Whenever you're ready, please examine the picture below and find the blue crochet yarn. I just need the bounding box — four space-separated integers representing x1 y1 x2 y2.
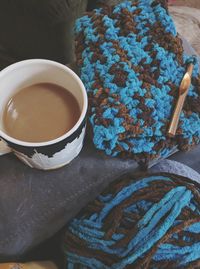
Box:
64 173 200 268
75 0 200 165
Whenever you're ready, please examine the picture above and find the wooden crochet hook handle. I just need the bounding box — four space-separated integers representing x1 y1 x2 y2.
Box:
168 63 194 137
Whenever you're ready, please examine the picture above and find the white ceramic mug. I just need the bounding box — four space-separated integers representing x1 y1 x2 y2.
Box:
0 59 88 170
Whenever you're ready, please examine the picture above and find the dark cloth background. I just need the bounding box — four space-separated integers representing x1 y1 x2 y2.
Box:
0 0 92 66
0 0 119 68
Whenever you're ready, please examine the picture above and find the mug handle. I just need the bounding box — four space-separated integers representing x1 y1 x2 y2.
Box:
0 138 12 156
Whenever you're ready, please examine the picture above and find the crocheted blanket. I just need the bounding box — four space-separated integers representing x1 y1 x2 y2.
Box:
75 0 200 165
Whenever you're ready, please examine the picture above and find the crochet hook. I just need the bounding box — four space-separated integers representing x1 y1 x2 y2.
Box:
168 63 194 137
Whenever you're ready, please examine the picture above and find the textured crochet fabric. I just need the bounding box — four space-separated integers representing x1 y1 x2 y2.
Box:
64 172 200 268
75 0 200 165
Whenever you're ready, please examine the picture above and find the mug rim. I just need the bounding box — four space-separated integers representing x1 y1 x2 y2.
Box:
0 59 88 147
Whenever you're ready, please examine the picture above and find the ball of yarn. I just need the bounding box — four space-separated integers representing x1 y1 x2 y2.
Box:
64 173 200 268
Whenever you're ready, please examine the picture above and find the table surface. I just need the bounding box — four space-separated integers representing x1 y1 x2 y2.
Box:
169 1 200 54
170 0 200 8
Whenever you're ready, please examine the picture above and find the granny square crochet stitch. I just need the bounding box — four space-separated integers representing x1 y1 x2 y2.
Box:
64 172 200 268
75 0 200 165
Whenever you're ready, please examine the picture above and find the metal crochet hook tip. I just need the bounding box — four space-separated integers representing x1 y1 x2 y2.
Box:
167 63 194 137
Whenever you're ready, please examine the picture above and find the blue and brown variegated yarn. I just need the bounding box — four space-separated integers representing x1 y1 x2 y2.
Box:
75 0 200 165
64 173 200 268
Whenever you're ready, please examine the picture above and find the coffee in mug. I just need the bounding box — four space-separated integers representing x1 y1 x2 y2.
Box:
0 59 88 170
3 83 81 143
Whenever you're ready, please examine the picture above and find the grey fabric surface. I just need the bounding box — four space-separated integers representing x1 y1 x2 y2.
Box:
1 142 200 260
151 159 200 183
0 140 138 260
0 38 200 261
